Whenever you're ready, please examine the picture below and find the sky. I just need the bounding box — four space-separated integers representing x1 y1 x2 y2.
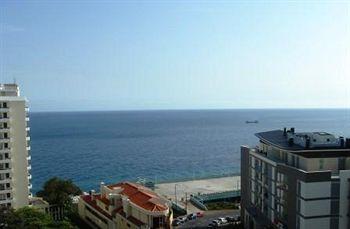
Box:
0 1 349 111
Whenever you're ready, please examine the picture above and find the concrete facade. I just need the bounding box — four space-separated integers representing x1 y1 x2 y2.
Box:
0 84 31 209
241 128 350 229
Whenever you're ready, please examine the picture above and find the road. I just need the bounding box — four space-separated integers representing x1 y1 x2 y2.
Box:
175 209 240 229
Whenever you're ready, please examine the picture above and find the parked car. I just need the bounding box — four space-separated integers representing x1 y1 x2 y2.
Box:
196 211 204 217
217 217 227 224
207 223 217 228
225 216 235 222
212 220 221 226
172 219 182 226
177 216 187 223
187 213 197 220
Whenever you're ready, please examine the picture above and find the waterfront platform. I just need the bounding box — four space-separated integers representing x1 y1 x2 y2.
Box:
154 176 240 213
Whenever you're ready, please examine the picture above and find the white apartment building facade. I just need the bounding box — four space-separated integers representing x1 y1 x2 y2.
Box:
241 127 350 229
0 84 31 209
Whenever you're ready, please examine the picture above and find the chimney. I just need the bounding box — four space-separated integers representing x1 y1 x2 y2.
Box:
90 190 96 201
100 181 105 195
283 127 287 136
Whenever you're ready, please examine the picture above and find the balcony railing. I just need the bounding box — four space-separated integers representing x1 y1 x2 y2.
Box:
0 187 12 194
0 138 10 143
0 108 10 112
0 118 10 122
0 128 10 133
0 148 11 153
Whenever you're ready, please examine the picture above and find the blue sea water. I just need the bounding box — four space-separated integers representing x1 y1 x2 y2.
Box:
29 109 350 193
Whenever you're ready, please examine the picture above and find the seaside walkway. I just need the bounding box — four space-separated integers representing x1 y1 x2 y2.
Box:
154 176 241 213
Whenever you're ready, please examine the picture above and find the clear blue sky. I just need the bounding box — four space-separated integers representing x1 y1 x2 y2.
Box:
1 1 349 111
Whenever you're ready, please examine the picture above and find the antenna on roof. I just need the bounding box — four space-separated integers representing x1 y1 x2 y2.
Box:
13 77 17 85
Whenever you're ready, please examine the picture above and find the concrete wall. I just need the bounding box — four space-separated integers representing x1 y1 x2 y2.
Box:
9 100 30 209
299 217 331 229
299 181 331 199
339 170 350 229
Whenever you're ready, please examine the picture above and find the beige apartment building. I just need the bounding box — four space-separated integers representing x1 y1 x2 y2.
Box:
0 83 31 209
241 127 350 229
78 181 173 229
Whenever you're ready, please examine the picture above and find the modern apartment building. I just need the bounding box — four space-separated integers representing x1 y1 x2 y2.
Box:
78 181 173 229
241 128 350 229
0 84 31 209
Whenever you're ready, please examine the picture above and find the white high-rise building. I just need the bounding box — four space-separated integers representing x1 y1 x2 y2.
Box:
0 84 31 209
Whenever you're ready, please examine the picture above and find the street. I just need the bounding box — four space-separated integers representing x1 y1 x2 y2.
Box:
175 209 240 229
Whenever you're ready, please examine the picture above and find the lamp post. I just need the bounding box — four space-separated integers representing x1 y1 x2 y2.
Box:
175 184 179 206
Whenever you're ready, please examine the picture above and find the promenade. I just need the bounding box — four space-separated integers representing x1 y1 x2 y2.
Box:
154 176 240 212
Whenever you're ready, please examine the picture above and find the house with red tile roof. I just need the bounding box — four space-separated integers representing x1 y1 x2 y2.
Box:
78 181 173 229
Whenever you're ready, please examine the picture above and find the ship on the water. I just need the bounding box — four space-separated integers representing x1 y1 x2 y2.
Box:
245 120 258 124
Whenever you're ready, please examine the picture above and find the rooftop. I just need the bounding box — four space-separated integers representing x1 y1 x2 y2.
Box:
107 182 168 212
255 128 350 152
0 83 19 97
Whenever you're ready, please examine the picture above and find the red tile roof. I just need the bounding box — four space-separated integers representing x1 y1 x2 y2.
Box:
108 182 168 212
81 195 112 220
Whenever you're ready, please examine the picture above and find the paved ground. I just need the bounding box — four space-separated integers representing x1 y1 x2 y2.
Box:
155 176 240 202
175 209 240 229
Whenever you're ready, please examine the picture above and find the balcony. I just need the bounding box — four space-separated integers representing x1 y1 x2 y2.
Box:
0 168 12 175
0 138 10 143
26 146 31 151
0 158 11 163
0 118 10 122
28 174 32 180
0 108 10 112
28 183 32 189
0 148 10 153
0 187 12 194
27 155 31 161
27 165 31 170
0 178 12 184
26 127 30 131
0 198 13 204
25 117 30 122
0 128 10 133
26 136 30 141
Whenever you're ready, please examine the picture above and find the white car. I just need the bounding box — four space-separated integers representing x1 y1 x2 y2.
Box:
177 216 187 223
217 217 228 224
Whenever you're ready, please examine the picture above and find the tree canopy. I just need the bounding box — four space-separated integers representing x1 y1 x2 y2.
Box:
0 206 75 229
36 177 82 206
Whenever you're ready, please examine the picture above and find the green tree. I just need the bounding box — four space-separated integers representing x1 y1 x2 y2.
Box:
36 177 82 207
0 206 76 229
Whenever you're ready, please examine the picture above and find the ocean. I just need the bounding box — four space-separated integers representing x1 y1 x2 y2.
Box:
29 109 350 193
